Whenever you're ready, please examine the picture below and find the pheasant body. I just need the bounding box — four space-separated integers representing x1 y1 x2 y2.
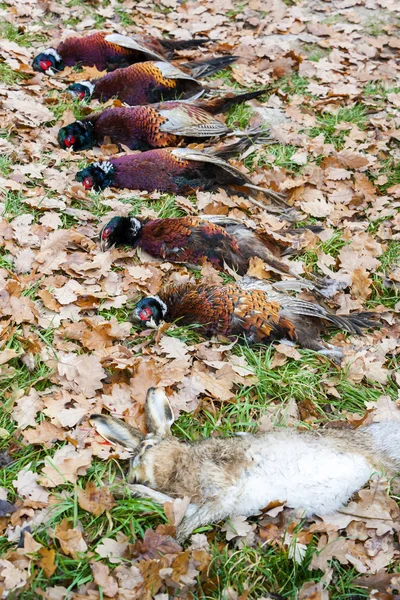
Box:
89 62 189 104
33 32 209 73
100 215 295 277
76 149 232 194
160 283 296 342
66 59 237 105
133 278 378 355
58 103 230 151
76 145 289 214
59 32 162 70
58 91 266 151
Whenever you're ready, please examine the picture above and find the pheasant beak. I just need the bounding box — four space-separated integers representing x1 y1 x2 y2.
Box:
100 226 112 251
100 237 112 252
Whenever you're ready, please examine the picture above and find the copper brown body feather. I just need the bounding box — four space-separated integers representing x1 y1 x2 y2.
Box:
157 282 297 342
34 32 209 73
100 215 296 278
66 58 240 106
133 277 378 355
89 62 194 104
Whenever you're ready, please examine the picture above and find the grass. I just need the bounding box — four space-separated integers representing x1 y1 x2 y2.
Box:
226 102 256 129
46 93 93 123
278 73 311 96
0 22 46 46
0 63 30 85
308 104 367 149
302 44 332 62
0 0 399 597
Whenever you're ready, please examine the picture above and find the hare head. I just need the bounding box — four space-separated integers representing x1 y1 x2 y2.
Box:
90 387 178 488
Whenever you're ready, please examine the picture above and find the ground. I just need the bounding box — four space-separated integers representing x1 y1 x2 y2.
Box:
0 0 400 598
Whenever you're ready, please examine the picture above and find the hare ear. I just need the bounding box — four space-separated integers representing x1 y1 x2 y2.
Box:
145 387 174 437
90 414 144 450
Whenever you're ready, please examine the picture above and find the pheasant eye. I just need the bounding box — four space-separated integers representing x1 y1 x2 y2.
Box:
102 227 111 239
78 91 86 100
39 59 53 71
83 176 93 190
139 307 153 321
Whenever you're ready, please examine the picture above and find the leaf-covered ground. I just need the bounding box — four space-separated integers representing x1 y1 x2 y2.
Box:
0 0 400 597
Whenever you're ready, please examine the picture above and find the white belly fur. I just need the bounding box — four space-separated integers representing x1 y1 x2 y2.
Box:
227 435 372 517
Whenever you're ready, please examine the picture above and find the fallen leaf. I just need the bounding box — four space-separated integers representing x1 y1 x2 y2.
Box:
221 515 252 541
91 561 118 597
77 481 115 516
54 519 88 558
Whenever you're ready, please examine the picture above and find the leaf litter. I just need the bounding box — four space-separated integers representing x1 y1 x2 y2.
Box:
0 0 399 597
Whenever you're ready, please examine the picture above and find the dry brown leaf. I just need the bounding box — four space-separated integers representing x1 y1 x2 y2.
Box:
95 536 129 564
54 519 88 558
91 561 118 597
23 421 67 448
221 515 253 541
2 91 54 127
77 481 115 516
38 548 57 579
12 467 49 503
164 496 191 527
40 445 92 487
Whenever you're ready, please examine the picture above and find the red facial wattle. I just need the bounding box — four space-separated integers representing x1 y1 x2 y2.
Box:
83 176 93 190
40 59 53 72
64 135 75 148
139 307 153 321
77 91 86 100
102 227 111 240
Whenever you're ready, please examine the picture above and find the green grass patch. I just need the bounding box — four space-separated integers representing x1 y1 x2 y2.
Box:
0 63 30 85
278 73 311 96
302 231 348 271
225 102 256 129
371 158 400 194
0 154 12 176
301 44 332 62
255 144 304 172
368 240 400 309
308 104 367 149
0 22 46 47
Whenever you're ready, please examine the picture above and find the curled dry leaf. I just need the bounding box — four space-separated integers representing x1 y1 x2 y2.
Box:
77 481 115 516
91 561 118 597
40 445 92 487
54 519 88 558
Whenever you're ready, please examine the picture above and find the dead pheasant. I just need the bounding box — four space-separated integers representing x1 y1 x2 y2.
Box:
100 214 305 279
66 58 237 105
132 276 377 358
58 90 267 151
75 141 292 216
32 31 210 74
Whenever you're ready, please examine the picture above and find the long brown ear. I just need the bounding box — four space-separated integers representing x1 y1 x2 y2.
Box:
145 388 174 437
90 415 144 449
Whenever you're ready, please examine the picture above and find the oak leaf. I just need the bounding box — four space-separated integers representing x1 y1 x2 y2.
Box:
91 561 118 597
40 445 92 487
54 519 88 558
77 481 115 516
